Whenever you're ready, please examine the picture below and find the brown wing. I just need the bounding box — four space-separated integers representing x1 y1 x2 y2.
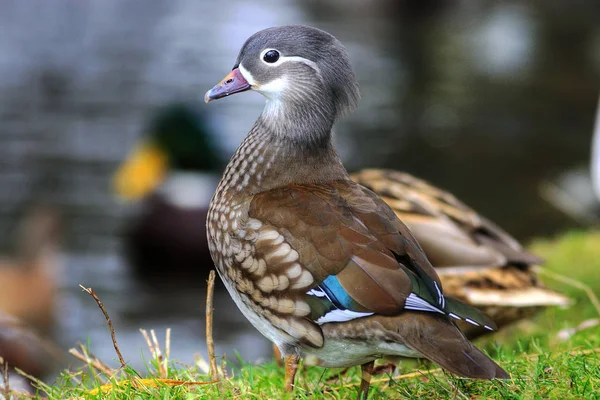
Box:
249 180 443 313
351 169 543 271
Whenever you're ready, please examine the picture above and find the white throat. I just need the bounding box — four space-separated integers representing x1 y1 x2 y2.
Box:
239 63 288 103
157 172 219 209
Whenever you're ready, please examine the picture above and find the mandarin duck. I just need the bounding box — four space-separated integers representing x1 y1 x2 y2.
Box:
113 103 224 282
204 25 508 398
351 169 571 338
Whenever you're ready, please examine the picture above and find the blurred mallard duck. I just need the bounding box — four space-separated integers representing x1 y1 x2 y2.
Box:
0 205 61 333
351 169 571 338
113 103 224 282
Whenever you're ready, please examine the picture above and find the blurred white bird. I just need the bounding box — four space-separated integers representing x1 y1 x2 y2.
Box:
591 94 600 203
540 93 600 224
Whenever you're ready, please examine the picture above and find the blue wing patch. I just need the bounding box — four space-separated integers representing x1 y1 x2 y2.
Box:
319 275 357 310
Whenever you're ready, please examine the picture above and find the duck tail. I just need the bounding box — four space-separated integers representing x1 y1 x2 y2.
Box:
398 312 509 380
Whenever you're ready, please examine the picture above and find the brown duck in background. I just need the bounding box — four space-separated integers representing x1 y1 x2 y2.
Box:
0 205 61 332
0 205 62 389
352 169 571 338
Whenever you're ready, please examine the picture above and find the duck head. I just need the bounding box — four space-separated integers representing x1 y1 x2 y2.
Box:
113 103 222 201
205 25 360 144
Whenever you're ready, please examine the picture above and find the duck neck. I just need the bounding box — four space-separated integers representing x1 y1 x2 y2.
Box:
261 91 338 145
217 109 348 198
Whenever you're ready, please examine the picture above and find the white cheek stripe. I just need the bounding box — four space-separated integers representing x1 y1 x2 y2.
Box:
239 56 318 100
259 49 321 74
277 56 321 74
238 64 256 85
239 56 321 89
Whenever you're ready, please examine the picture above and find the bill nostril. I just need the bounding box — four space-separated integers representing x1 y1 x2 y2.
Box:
225 78 234 85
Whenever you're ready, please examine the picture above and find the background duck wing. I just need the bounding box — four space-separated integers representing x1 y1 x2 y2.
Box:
351 169 542 271
350 169 569 338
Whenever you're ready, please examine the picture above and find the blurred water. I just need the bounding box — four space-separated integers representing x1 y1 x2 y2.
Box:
0 0 599 378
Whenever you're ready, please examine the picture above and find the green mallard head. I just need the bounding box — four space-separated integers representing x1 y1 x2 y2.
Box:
114 103 223 201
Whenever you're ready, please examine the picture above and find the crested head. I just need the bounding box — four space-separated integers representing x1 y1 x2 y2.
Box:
206 25 360 145
235 25 360 116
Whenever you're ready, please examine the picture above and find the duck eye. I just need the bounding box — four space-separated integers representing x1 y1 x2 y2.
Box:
263 50 280 63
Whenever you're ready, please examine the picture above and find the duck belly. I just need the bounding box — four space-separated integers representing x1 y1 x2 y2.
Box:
304 338 420 368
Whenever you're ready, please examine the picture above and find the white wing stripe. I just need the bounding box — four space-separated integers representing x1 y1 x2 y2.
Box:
448 312 461 320
315 309 374 325
307 288 327 298
434 281 445 308
405 293 444 314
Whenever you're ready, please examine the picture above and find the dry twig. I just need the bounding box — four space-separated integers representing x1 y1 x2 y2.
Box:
535 266 600 316
78 343 115 374
79 285 127 369
163 328 171 377
140 329 153 354
68 345 115 378
165 328 171 366
152 330 166 378
1 357 9 399
140 329 168 378
206 270 219 382
220 354 229 381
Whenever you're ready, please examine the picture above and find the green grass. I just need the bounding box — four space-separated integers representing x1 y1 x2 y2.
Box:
22 231 600 399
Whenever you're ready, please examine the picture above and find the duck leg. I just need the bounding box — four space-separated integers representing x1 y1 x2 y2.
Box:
284 354 299 391
273 343 283 366
358 360 375 400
